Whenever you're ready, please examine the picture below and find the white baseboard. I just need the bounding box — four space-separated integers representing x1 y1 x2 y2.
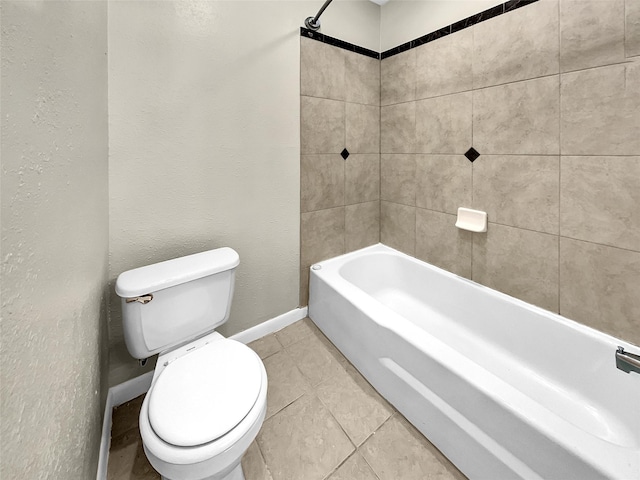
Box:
96 307 306 479
96 371 153 480
230 307 308 344
96 390 113 480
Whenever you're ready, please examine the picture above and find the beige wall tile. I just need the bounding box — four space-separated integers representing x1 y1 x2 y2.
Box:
301 96 345 154
345 154 379 205
560 238 640 345
473 223 559 312
381 154 416 205
473 155 560 234
560 156 640 251
627 0 640 57
346 103 380 154
381 49 416 105
345 51 380 106
300 267 310 306
360 415 465 480
315 365 393 446
300 37 345 101
301 207 345 268
380 102 416 154
561 62 640 155
301 154 345 213
328 453 378 480
415 209 472 278
258 395 354 480
560 0 625 72
415 29 473 99
415 92 472 154
415 154 471 214
473 0 559 88
474 76 560 155
381 201 416 256
346 201 380 252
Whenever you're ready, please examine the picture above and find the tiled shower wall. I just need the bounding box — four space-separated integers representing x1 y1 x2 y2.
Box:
380 0 640 345
299 36 381 304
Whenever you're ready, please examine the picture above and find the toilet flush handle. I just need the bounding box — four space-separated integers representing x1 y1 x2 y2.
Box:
126 294 153 304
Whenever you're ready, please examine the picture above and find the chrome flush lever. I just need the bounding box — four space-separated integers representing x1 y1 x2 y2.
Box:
126 294 153 304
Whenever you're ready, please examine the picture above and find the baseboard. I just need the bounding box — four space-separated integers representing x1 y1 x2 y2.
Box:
230 307 308 344
96 371 153 480
96 307 306 479
96 390 113 480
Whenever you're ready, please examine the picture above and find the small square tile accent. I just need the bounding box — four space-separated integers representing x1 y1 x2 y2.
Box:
341 148 350 160
464 147 480 162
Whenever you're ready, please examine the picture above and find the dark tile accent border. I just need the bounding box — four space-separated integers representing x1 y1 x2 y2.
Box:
380 0 539 59
300 0 539 60
300 27 380 59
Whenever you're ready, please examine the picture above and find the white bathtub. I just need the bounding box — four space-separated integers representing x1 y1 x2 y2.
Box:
308 244 640 480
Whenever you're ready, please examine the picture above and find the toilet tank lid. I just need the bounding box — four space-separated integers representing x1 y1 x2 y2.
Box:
115 247 239 298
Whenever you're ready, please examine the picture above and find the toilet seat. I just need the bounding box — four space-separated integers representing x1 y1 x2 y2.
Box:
148 339 263 447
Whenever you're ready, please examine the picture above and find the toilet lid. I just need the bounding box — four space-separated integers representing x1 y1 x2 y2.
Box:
148 339 263 447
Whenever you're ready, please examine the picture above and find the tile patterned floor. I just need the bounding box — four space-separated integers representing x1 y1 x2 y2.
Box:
107 318 466 480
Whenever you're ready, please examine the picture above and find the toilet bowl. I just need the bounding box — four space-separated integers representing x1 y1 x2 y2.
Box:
116 248 267 480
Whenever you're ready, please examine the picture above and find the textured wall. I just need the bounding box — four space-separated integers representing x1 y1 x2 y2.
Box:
0 1 109 478
379 0 640 345
299 37 381 304
107 1 381 386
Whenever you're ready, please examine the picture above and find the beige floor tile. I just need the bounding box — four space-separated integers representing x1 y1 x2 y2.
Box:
107 430 159 480
315 365 393 446
111 395 144 439
263 350 310 419
285 330 348 387
328 452 379 480
248 334 282 360
360 415 465 480
274 318 319 347
257 394 355 480
242 441 273 480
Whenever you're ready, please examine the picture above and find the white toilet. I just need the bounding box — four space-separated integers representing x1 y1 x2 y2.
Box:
116 247 267 480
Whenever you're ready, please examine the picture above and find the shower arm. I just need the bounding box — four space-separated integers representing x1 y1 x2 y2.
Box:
305 0 335 31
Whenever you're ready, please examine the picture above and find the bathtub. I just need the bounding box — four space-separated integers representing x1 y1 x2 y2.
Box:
308 244 640 480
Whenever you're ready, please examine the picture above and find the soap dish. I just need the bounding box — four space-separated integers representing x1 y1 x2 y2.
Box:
455 207 487 233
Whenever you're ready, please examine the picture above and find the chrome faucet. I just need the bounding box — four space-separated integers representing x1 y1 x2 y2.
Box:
616 347 640 374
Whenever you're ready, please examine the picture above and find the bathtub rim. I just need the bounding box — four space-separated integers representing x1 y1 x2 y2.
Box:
310 243 640 352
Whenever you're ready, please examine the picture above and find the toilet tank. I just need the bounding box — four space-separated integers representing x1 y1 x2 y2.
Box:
115 248 240 359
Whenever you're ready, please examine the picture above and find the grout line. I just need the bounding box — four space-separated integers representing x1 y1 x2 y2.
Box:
558 234 640 255
302 92 380 107
557 0 562 316
320 451 358 480
379 55 383 245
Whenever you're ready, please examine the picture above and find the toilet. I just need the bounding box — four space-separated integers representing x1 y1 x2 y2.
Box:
116 247 267 480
